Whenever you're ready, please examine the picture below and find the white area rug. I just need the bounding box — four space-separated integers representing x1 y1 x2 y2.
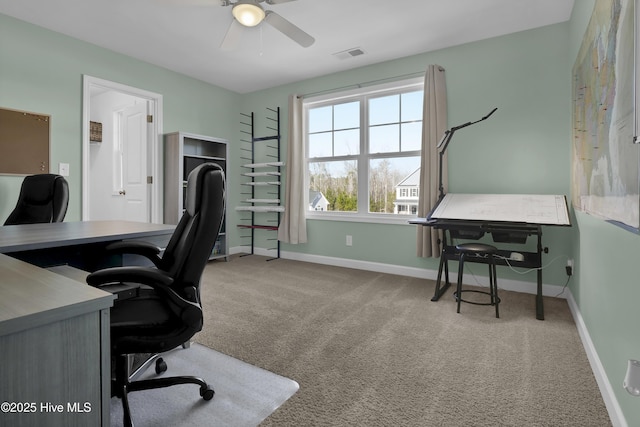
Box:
110 343 299 427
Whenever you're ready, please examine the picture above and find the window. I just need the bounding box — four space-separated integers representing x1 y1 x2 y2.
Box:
305 78 423 221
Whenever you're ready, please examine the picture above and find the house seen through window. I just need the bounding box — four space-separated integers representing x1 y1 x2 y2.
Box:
305 78 423 220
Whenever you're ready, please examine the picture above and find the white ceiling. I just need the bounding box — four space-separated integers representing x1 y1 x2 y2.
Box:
0 0 575 94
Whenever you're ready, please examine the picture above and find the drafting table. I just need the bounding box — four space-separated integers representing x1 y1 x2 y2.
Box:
411 193 571 320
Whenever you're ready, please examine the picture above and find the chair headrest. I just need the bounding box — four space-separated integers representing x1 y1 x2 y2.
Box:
184 163 224 216
22 174 66 204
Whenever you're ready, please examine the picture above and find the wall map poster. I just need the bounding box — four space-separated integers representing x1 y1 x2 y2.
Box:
572 0 638 230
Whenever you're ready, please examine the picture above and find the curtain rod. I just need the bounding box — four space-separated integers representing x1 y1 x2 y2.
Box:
298 67 444 99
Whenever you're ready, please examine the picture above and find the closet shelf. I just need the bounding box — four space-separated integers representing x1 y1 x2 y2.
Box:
243 162 284 168
244 198 281 204
242 171 281 177
241 181 281 186
237 224 279 231
235 206 285 213
185 154 225 161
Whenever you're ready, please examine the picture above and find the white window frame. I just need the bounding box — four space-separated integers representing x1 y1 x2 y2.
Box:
304 77 424 224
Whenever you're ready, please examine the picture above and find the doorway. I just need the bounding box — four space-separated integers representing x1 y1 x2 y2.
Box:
82 76 163 223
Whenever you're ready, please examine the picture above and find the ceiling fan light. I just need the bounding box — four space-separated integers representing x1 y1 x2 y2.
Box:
232 2 266 27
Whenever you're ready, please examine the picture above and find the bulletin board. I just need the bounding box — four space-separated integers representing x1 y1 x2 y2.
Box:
0 107 50 175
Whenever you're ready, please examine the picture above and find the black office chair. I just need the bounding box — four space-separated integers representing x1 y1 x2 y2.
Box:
4 174 69 225
86 163 225 427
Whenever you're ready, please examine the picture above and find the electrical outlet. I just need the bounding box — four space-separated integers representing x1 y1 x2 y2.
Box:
566 258 574 276
346 235 353 246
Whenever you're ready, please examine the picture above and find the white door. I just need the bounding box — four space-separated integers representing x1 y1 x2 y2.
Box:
115 102 149 222
83 76 163 223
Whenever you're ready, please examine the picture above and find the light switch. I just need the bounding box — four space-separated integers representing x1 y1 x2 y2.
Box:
59 163 70 177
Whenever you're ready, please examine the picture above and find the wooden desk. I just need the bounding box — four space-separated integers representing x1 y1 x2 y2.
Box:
0 220 175 426
0 254 115 427
411 194 571 320
0 220 175 270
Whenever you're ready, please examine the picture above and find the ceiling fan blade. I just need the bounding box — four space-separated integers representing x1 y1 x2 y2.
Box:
159 0 220 5
265 0 297 4
220 19 244 50
264 10 314 47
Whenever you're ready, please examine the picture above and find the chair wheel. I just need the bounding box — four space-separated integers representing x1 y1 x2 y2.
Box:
200 386 215 401
155 358 167 374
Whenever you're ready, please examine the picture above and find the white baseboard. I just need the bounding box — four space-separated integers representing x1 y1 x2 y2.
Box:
229 246 624 425
565 292 627 427
230 246 567 297
279 250 567 298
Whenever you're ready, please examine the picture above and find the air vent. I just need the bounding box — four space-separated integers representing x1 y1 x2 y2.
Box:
333 47 366 60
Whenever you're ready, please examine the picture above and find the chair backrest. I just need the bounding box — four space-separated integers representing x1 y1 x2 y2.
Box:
4 174 69 225
161 163 225 295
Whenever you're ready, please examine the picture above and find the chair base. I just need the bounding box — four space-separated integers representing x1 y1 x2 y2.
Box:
113 354 215 427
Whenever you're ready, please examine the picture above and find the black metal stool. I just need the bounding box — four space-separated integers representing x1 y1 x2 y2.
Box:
454 243 500 318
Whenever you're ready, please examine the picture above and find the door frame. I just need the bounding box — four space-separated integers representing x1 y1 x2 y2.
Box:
82 75 164 223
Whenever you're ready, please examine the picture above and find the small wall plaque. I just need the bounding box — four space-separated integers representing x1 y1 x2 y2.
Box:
90 121 102 142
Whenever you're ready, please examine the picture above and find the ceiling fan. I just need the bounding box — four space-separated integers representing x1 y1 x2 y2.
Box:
220 0 315 49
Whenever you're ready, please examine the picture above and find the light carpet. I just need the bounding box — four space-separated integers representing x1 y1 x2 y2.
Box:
110 343 299 427
195 255 612 426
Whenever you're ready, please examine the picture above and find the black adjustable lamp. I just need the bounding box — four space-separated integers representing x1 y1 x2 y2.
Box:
437 107 498 201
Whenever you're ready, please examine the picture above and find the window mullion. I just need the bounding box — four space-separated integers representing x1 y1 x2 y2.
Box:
359 94 368 214
398 95 403 152
331 105 335 156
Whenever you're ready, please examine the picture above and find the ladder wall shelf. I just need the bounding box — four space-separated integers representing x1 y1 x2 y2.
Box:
236 107 283 260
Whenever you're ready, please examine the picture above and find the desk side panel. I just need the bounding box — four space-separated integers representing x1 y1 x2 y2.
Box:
0 311 102 427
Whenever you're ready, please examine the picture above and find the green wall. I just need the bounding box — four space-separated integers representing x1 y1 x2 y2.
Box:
0 13 238 222
237 23 573 285
569 1 640 424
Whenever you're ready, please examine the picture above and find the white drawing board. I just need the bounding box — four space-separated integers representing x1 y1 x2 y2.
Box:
430 194 571 226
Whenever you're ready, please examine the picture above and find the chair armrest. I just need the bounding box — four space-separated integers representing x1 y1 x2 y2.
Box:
86 267 200 324
105 240 163 267
87 266 173 288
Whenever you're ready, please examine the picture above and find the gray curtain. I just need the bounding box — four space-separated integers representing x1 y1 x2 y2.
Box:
278 94 308 244
416 65 447 258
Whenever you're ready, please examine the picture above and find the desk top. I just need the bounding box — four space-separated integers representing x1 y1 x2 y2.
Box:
0 220 175 253
0 220 171 335
427 193 571 226
0 254 115 336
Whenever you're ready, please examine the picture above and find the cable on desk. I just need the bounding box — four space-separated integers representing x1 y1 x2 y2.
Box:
457 252 571 293
494 253 569 275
